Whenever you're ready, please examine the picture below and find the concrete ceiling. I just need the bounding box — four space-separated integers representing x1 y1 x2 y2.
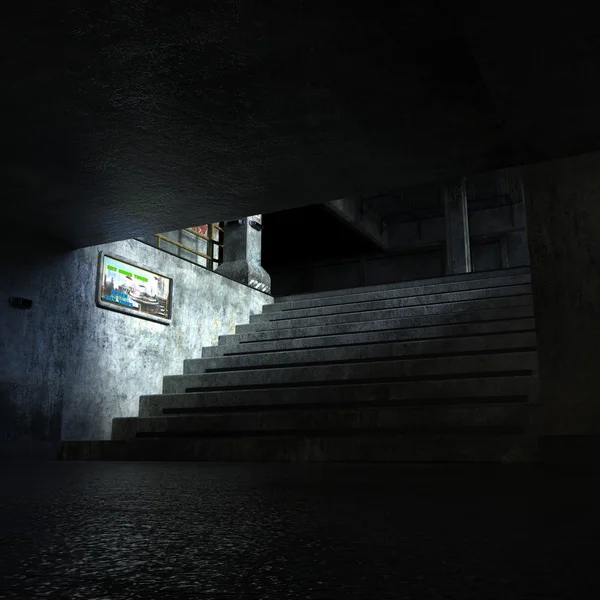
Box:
3 2 600 248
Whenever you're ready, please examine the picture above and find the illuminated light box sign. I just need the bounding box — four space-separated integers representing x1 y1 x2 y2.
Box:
96 252 173 324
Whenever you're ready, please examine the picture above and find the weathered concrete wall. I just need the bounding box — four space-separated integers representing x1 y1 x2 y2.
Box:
523 151 600 435
269 249 445 296
387 204 529 268
271 170 531 297
365 250 444 286
324 198 389 249
0 235 272 458
269 204 526 296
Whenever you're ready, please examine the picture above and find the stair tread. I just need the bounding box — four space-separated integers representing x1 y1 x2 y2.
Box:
241 295 533 333
117 401 535 423
204 318 536 358
226 306 536 344
275 267 531 303
141 375 536 416
264 283 532 319
164 351 537 395
185 332 537 375
113 402 536 440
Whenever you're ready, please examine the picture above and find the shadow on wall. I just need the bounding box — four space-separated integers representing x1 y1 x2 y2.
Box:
0 226 73 460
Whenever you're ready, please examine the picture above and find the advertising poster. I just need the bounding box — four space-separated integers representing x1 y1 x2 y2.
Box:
187 225 209 237
98 254 172 322
186 224 221 240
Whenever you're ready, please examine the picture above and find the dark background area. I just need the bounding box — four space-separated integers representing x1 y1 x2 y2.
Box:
262 205 379 268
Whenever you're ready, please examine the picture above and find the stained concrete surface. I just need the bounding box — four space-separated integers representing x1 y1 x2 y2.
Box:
0 234 271 457
268 200 529 297
523 151 600 434
1 462 599 599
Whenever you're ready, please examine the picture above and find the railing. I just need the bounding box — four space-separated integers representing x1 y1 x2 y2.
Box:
152 223 224 271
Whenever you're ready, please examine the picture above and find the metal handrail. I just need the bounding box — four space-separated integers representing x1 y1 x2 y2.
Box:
184 228 224 244
154 234 213 261
153 222 224 270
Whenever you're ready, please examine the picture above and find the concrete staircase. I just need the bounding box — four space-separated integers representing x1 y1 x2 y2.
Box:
61 267 540 461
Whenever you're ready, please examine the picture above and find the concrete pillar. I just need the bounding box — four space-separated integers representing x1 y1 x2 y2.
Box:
523 153 600 434
216 216 271 294
523 151 600 436
443 177 472 274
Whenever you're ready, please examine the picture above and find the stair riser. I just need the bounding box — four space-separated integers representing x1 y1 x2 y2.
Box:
184 332 537 375
202 318 536 358
267 274 532 313
142 376 536 416
275 267 531 303
112 404 536 440
222 306 535 344
61 434 540 462
256 284 532 322
239 295 533 333
163 352 537 394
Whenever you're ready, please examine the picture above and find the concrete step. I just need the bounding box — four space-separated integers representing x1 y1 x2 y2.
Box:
266 274 532 313
163 351 537 394
236 296 533 335
184 332 537 375
274 267 531 304
61 433 540 462
255 284 532 323
202 317 536 358
112 403 537 441
221 305 535 344
141 375 536 416
247 287 532 330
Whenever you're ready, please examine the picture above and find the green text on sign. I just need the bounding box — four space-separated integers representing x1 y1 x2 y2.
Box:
119 269 133 277
134 274 148 282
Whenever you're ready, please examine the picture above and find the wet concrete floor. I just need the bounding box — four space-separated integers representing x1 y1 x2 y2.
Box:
1 462 598 599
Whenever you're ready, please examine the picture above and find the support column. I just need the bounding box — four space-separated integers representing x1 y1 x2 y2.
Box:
216 215 271 294
443 177 472 274
523 152 600 437
504 167 532 268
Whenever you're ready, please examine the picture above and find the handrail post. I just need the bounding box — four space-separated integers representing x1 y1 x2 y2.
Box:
207 224 215 270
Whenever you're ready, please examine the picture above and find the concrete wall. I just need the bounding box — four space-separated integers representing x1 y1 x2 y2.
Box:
269 173 530 296
388 204 530 269
269 248 445 296
324 198 389 249
270 204 528 296
0 235 272 458
523 151 600 435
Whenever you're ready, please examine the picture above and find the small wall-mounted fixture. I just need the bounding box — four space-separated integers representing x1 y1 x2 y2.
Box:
9 297 33 309
248 214 263 231
225 219 245 226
